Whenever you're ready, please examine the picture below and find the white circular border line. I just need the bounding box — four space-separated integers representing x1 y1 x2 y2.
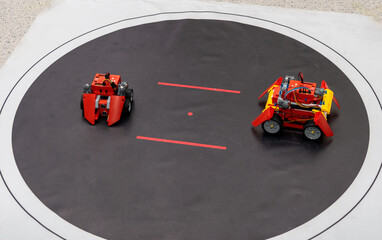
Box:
0 11 381 240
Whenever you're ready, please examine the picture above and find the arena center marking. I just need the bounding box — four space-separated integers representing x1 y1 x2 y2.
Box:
158 82 241 94
136 136 227 150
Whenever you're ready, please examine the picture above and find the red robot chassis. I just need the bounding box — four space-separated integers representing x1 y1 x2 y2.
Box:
252 73 340 140
81 73 134 126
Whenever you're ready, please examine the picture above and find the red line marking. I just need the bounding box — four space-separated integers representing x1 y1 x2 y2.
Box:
136 136 227 150
158 82 240 94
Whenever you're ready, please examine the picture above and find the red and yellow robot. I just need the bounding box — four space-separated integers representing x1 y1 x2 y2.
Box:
252 72 340 140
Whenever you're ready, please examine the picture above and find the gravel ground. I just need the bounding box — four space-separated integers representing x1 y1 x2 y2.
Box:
210 0 382 20
0 0 51 67
0 0 381 68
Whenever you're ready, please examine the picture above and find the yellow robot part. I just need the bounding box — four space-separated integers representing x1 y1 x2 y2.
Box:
321 89 334 115
263 88 275 112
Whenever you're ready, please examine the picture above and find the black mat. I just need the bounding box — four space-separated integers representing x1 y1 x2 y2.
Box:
12 20 369 240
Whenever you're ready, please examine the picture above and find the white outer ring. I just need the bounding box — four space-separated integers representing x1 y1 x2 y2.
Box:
0 12 380 240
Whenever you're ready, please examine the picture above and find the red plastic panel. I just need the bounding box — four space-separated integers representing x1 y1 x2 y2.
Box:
252 107 275 127
83 93 96 125
258 77 282 100
314 112 333 137
107 95 125 126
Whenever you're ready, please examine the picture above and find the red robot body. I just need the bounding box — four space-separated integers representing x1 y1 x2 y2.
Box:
81 73 134 126
252 72 340 140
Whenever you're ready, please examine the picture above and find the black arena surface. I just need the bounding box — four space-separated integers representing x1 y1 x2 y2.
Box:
13 20 369 240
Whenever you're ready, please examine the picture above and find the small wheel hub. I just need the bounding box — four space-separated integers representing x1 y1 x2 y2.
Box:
304 126 321 140
263 120 281 134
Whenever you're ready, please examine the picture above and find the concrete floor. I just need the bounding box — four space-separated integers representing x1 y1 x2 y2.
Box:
0 0 381 67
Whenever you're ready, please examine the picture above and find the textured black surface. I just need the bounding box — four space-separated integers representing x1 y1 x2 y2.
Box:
12 20 368 240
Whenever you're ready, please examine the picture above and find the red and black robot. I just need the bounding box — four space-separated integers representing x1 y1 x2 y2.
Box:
81 73 134 126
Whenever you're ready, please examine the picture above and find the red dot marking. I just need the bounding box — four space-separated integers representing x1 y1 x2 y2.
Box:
188 112 193 116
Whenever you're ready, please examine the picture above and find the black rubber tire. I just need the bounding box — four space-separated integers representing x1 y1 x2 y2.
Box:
303 120 322 140
126 89 134 102
262 114 283 135
123 99 132 117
